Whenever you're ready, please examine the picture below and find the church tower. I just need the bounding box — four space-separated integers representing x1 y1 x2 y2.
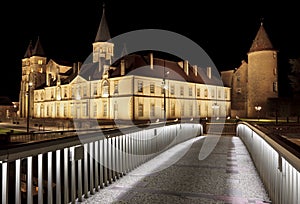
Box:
247 22 278 117
19 37 46 118
92 3 114 78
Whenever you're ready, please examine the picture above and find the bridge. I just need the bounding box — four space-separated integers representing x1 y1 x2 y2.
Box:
0 121 299 204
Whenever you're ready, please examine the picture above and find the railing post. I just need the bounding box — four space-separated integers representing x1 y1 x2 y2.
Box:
15 159 21 204
47 152 53 204
38 154 43 204
63 148 69 204
1 162 8 204
56 150 61 204
27 156 33 204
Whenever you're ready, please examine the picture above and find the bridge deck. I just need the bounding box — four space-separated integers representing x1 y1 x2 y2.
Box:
81 135 271 204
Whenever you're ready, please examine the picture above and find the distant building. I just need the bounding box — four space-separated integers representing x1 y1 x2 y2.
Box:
19 6 230 122
0 96 17 121
221 22 278 118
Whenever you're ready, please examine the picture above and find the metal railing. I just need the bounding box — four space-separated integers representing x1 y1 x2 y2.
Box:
0 122 202 204
237 122 300 204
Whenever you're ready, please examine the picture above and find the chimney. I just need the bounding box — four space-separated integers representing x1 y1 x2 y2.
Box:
121 59 125 76
73 62 77 74
207 67 212 79
193 65 198 76
149 52 153 69
184 60 189 76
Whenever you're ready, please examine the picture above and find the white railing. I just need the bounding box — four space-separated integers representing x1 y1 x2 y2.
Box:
0 123 202 204
237 122 300 204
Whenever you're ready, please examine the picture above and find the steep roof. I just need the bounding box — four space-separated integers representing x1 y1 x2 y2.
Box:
94 4 111 42
32 36 46 57
249 23 274 53
24 40 33 58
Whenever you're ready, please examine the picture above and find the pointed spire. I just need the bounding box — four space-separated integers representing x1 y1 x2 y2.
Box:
24 40 33 58
95 3 111 42
32 36 46 57
249 22 274 53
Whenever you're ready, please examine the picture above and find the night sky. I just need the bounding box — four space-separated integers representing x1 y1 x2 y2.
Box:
2 0 299 101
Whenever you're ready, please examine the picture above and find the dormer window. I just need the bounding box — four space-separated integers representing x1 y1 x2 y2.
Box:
38 60 43 65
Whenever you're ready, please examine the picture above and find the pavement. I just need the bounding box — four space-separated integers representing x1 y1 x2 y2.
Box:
80 135 271 204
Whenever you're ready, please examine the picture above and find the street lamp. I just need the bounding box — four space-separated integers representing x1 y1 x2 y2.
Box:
27 81 33 133
254 105 262 121
162 63 169 122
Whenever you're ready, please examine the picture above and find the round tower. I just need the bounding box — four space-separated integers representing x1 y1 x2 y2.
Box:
247 22 278 118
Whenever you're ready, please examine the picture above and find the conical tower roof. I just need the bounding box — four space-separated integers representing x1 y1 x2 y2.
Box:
95 3 111 42
249 22 274 53
24 40 33 58
32 36 46 57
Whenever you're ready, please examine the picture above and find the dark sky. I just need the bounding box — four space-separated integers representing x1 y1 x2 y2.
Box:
1 0 300 101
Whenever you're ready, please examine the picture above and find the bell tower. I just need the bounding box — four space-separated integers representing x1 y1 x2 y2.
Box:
92 3 114 78
19 37 46 118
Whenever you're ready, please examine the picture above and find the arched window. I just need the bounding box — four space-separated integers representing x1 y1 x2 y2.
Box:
102 80 109 97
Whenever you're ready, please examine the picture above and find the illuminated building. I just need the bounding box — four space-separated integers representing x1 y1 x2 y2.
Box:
19 6 231 122
221 22 278 118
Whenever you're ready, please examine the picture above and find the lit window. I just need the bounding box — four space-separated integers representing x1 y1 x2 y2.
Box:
103 102 107 117
150 83 155 94
181 104 184 116
138 103 144 117
102 80 109 97
150 103 155 116
189 104 193 116
114 81 119 94
273 82 278 92
93 84 98 95
170 85 175 95
38 60 43 65
171 102 175 116
180 86 184 96
138 81 143 93
197 88 200 97
189 87 192 96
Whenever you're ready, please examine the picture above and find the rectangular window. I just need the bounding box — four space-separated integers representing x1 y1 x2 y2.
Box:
114 81 119 94
273 82 278 92
83 86 87 97
150 83 155 94
93 104 97 117
180 86 184 96
211 89 215 98
189 87 193 96
138 103 144 117
56 104 60 117
103 102 107 117
189 104 193 116
138 81 143 93
64 105 67 117
204 89 208 97
218 89 221 98
198 104 201 116
93 84 98 95
171 102 175 116
170 85 175 95
196 88 200 97
150 103 155 116
181 104 184 116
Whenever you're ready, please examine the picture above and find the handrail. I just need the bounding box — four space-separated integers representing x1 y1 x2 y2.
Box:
237 121 300 172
